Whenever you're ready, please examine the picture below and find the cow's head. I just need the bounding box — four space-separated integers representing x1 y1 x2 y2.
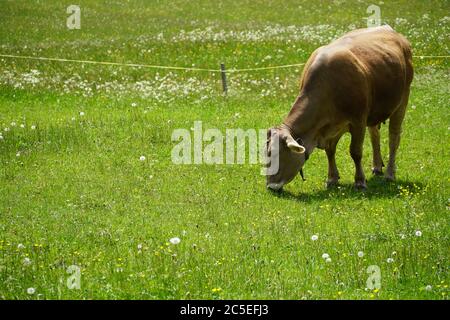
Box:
265 126 307 191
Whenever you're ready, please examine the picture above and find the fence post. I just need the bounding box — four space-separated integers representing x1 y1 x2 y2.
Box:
220 63 228 95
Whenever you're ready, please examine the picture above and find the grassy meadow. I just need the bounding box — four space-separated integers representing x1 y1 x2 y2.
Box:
0 0 449 299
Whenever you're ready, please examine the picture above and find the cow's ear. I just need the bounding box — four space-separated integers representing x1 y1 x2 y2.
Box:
286 138 306 154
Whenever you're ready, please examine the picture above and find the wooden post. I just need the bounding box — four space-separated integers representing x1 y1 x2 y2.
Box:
220 63 228 95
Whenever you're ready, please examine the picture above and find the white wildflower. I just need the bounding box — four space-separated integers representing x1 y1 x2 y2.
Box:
23 257 32 266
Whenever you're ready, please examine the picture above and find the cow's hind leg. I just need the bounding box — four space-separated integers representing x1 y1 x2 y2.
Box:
386 99 408 181
349 124 367 189
368 125 384 175
325 136 342 188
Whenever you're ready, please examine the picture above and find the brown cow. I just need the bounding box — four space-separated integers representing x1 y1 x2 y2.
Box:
266 26 413 191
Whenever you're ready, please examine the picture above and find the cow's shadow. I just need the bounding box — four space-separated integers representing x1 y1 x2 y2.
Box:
273 176 425 203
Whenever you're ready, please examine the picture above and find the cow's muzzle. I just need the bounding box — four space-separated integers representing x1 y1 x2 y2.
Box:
267 182 284 192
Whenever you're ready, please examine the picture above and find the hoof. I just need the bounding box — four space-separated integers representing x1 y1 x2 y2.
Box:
372 168 383 176
385 166 395 182
326 179 340 188
354 181 367 190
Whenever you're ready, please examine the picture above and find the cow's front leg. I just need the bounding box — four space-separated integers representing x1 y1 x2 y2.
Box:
349 125 367 189
325 138 340 188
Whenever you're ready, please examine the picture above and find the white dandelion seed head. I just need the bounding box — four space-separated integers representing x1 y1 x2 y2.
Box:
4 127 10 132
27 287 35 295
79 111 85 116
16 152 21 157
20 124 25 128
131 102 137 107
311 235 319 241
0 135 3 140
169 237 181 245
17 243 25 250
325 257 332 263
321 253 330 259
357 251 364 258
31 125 36 130
425 285 432 291
415 230 422 237
11 122 16 127
139 155 146 161
137 244 143 250
387 257 394 263
23 257 32 266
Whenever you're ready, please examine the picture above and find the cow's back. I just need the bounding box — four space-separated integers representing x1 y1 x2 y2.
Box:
302 26 413 127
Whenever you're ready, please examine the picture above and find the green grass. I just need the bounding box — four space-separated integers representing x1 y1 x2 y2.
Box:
0 0 449 299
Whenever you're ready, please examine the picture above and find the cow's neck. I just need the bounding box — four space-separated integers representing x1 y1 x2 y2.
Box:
282 94 321 154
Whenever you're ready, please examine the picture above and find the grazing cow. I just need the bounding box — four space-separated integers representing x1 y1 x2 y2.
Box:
266 26 413 191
